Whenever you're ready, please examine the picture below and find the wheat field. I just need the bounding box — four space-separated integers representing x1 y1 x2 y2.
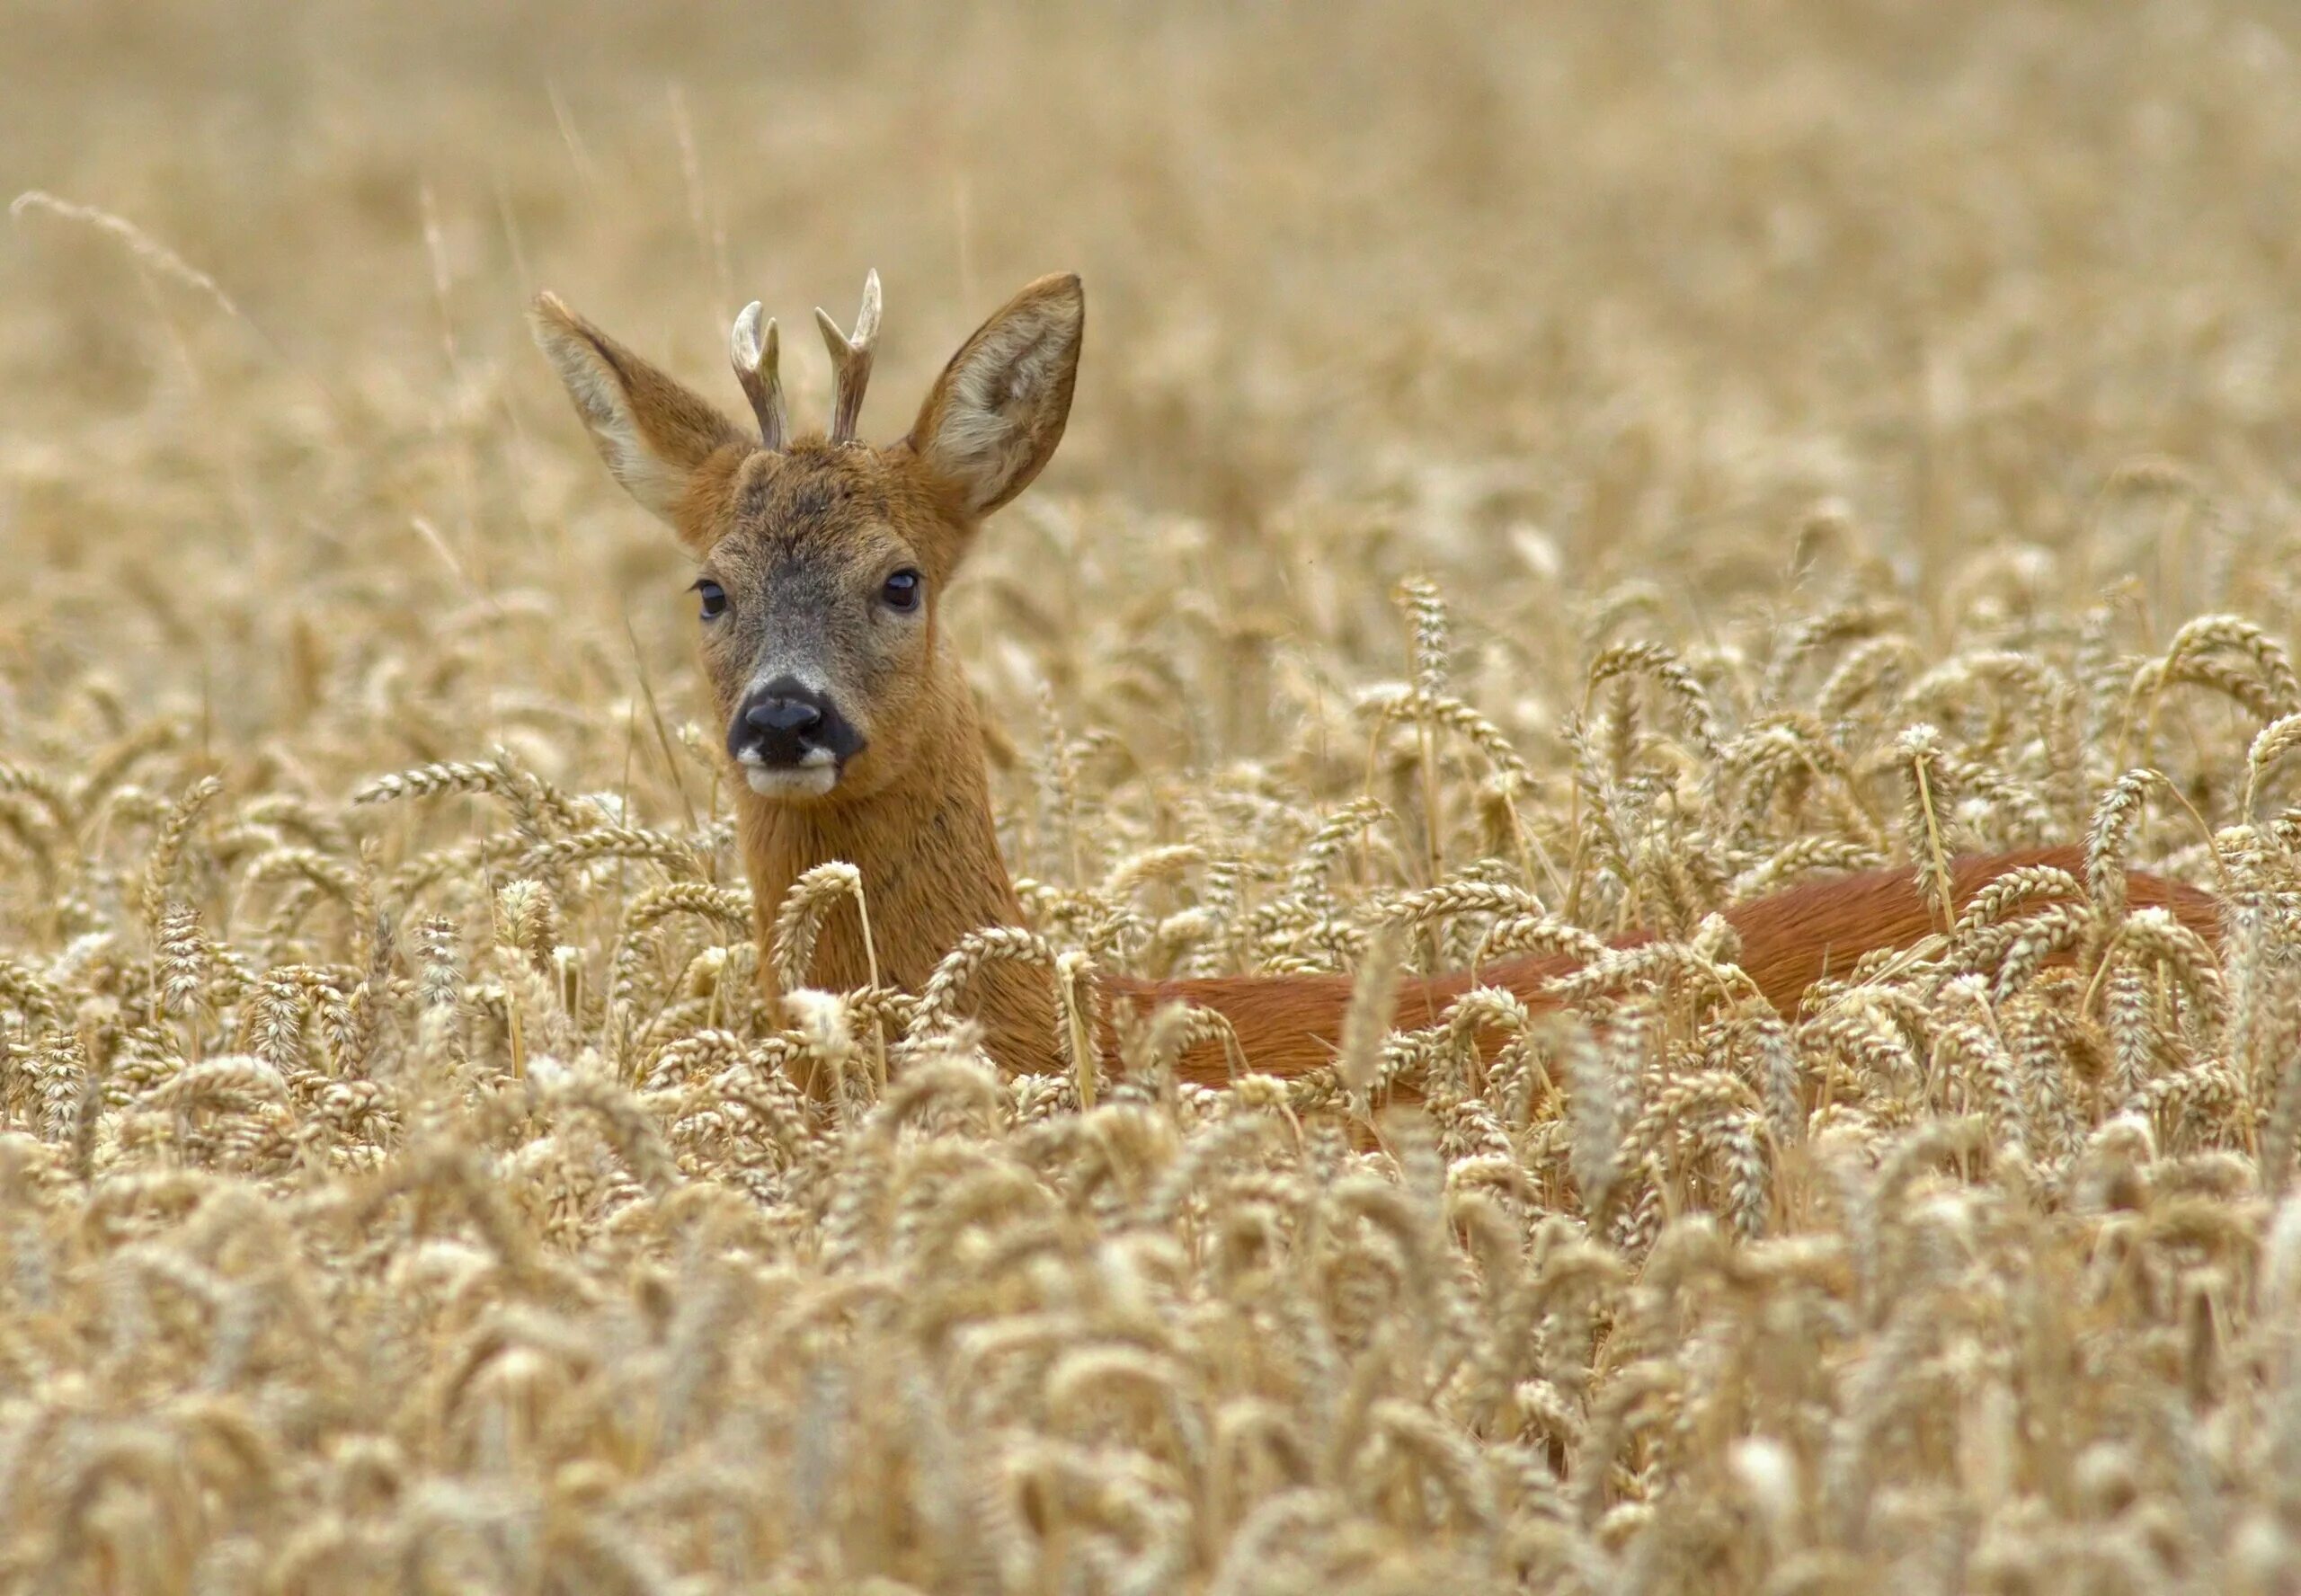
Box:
5 2 2301 1591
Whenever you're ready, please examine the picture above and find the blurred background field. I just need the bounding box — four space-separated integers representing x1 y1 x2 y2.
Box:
6 2 2301 1592
11 0 2301 781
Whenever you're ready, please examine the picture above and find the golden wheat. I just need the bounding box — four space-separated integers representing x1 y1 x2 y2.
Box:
7 2 2301 1592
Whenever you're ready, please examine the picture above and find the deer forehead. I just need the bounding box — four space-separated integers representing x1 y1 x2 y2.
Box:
708 446 926 568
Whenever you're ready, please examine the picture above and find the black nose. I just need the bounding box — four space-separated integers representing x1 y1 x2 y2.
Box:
747 696 823 740
728 677 864 768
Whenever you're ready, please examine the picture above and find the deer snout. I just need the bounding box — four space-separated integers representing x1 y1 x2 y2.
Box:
747 693 822 746
728 677 866 786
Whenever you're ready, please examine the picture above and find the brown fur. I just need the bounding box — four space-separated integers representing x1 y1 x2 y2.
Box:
534 274 1086 1070
535 276 2225 1095
1106 845 2221 1087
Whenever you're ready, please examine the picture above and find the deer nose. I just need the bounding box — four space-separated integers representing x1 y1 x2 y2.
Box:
728 678 864 769
747 696 823 739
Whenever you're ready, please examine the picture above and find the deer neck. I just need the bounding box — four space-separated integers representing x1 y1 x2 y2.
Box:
737 679 1062 1070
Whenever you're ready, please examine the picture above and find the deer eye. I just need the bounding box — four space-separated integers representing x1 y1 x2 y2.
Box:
693 579 727 620
881 569 922 613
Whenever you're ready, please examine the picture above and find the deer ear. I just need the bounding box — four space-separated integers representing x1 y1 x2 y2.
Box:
908 273 1083 517
529 293 747 536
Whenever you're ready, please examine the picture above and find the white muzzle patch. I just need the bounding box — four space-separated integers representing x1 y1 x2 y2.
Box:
738 743 840 800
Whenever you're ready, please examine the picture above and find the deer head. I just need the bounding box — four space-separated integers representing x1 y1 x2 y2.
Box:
530 271 1084 806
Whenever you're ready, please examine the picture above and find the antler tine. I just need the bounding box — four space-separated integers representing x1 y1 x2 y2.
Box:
813 268 882 445
730 301 786 450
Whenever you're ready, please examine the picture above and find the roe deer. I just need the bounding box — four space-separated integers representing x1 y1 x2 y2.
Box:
530 272 2219 1087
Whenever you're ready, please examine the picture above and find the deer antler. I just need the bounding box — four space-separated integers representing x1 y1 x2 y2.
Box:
730 301 786 450
814 269 881 445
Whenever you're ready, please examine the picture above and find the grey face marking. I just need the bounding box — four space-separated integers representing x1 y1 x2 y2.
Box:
742 554 848 696
697 445 932 804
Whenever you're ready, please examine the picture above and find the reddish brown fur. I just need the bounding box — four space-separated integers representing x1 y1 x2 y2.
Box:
534 277 2225 1096
1106 845 2221 1087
